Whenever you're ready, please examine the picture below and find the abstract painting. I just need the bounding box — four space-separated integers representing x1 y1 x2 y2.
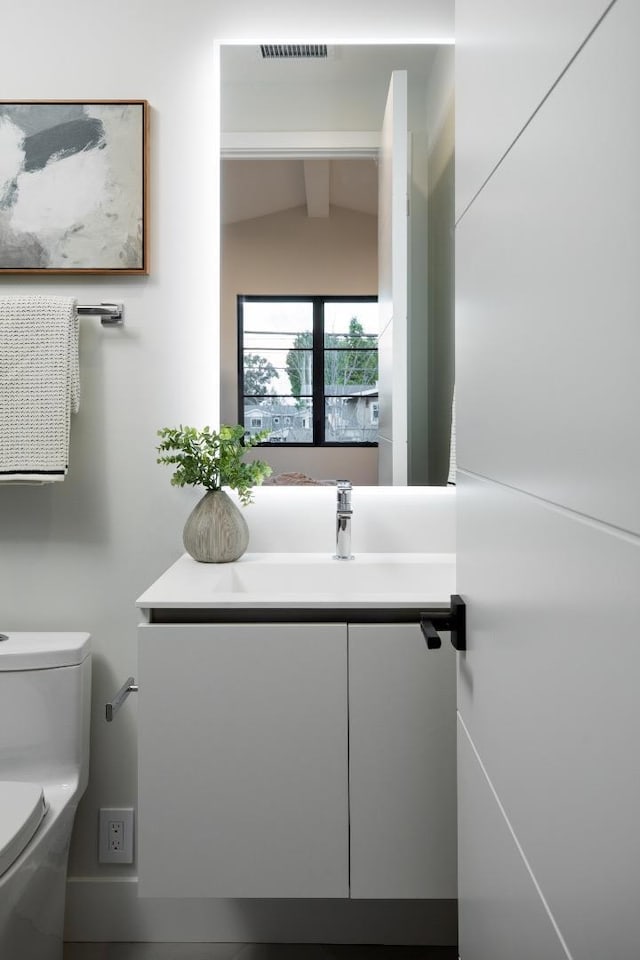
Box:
0 101 148 273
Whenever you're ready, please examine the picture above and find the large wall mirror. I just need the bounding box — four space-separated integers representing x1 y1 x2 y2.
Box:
220 43 454 486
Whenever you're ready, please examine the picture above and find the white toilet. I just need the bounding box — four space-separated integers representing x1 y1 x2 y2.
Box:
0 632 91 960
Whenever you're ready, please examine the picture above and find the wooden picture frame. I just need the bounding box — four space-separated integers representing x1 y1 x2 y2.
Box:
0 100 149 274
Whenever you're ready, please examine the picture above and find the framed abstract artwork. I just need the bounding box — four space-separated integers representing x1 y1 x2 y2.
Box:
0 100 149 274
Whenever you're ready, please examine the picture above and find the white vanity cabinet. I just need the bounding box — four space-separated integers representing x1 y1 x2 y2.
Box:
136 553 457 902
137 619 456 901
137 622 349 898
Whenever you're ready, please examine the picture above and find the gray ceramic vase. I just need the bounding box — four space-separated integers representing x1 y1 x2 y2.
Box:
183 489 249 563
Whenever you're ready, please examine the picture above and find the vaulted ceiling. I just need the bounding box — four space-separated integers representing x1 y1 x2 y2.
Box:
221 157 378 225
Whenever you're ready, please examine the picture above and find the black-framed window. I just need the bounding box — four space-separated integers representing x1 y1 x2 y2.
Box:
238 295 378 446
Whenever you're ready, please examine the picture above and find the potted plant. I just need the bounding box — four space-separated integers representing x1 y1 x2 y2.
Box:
157 424 272 562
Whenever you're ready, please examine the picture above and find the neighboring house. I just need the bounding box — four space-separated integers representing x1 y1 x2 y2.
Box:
243 401 312 443
244 387 378 444
325 385 379 443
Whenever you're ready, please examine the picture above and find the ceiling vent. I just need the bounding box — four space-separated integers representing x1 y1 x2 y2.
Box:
260 44 330 59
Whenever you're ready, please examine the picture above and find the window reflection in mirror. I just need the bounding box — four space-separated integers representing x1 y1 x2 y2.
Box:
239 295 378 447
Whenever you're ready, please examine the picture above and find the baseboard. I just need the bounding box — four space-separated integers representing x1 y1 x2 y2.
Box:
64 877 457 944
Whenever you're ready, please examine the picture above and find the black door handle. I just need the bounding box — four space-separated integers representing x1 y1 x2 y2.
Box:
420 595 466 651
420 618 442 649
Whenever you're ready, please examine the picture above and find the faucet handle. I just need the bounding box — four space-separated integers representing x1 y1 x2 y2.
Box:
336 480 352 511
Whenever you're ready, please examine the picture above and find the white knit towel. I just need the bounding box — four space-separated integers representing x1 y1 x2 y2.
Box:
0 296 79 482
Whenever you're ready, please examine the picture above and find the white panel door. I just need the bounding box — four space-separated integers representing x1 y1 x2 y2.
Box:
456 1 640 957
457 719 569 960
455 0 614 218
348 623 457 899
457 471 640 959
456 0 640 535
138 623 348 898
377 70 408 485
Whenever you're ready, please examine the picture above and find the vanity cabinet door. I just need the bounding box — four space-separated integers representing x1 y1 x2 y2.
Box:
348 623 457 899
138 623 349 898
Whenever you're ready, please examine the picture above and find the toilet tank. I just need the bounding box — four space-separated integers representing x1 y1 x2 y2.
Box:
0 633 91 792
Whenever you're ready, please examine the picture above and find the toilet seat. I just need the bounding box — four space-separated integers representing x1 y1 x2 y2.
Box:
0 782 46 877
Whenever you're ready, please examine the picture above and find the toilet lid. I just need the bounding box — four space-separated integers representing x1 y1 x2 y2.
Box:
0 632 90 671
0 781 46 876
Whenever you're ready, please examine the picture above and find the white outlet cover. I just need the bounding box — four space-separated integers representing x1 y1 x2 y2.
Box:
99 807 134 864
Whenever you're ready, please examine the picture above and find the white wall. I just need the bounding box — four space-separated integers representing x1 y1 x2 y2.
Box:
0 0 454 942
456 1 640 957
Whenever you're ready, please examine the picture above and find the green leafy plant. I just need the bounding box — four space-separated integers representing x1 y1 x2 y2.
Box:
157 424 272 506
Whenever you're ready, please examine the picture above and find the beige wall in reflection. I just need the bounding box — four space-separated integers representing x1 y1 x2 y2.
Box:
221 203 379 484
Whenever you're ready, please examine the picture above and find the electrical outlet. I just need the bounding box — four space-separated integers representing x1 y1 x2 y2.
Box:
99 807 134 863
109 819 123 851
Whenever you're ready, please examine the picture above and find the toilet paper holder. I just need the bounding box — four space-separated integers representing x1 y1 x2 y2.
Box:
105 676 138 721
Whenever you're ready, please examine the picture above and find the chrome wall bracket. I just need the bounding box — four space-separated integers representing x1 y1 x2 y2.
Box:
77 302 124 326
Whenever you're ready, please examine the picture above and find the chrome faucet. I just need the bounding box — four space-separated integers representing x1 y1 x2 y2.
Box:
335 480 354 560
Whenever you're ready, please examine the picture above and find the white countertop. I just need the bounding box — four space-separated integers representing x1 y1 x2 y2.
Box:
137 552 456 611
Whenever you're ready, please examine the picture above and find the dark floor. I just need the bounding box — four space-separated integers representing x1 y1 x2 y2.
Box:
63 944 458 960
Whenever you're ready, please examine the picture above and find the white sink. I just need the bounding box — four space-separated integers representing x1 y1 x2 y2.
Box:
222 555 451 596
137 553 456 610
